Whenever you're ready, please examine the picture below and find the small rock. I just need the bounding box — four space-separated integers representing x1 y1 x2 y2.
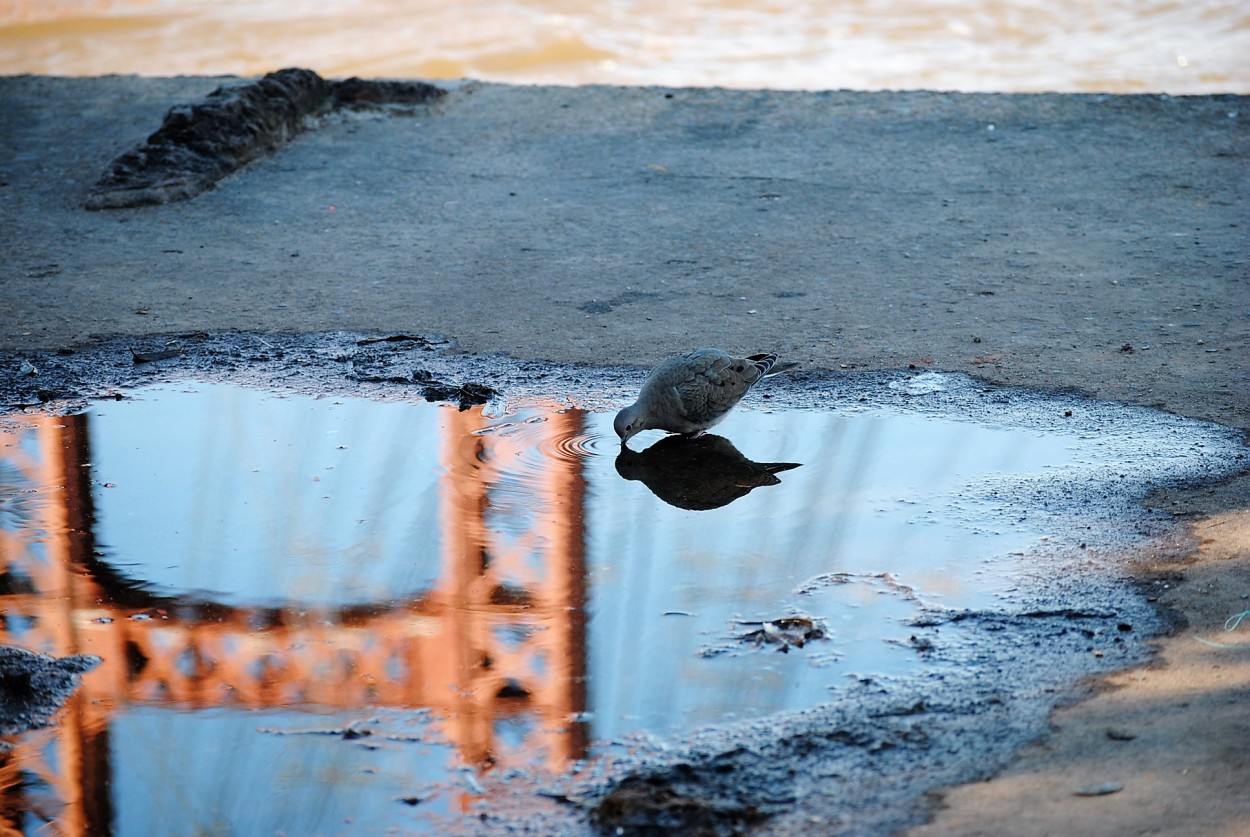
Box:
1074 781 1124 797
130 347 182 363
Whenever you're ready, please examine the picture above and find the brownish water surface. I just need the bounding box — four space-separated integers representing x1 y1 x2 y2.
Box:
2 0 1247 92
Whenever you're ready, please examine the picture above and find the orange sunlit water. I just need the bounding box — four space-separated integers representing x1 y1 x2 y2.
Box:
0 0 1246 92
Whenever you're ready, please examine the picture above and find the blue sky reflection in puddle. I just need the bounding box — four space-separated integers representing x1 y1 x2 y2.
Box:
0 380 1159 834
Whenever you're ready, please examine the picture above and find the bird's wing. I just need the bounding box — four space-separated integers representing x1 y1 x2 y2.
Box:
673 352 760 424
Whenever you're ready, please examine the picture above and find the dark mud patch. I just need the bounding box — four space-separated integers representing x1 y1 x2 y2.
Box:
590 772 768 836
84 68 445 209
0 646 99 743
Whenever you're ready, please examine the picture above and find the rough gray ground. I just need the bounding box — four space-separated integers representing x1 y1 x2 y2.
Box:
1 77 1245 434
1 75 1248 835
0 646 99 741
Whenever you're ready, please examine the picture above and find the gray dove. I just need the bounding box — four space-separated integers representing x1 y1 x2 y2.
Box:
614 348 798 445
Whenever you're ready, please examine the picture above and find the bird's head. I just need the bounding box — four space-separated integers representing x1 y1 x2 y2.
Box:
614 404 645 445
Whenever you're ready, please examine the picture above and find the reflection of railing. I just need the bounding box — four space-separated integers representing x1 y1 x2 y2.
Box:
0 405 588 833
0 417 99 837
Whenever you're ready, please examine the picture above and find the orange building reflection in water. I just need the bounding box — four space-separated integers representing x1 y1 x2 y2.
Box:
0 405 589 833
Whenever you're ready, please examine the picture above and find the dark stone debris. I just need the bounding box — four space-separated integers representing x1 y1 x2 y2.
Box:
422 381 497 410
85 68 446 210
0 645 100 741
590 775 766 837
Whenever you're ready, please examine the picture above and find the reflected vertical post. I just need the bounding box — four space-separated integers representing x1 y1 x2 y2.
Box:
435 403 590 791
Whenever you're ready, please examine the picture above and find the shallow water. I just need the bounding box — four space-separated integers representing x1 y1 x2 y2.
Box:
0 378 1240 833
1 0 1247 93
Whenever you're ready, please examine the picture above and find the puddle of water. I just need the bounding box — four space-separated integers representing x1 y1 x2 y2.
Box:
0 378 1242 834
111 707 459 835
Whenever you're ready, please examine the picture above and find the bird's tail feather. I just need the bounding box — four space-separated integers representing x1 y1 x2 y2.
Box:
747 353 800 377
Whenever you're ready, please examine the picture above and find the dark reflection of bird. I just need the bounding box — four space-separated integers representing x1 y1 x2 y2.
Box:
614 349 799 447
615 433 801 510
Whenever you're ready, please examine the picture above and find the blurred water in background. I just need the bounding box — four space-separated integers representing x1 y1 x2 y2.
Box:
1 0 1246 92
